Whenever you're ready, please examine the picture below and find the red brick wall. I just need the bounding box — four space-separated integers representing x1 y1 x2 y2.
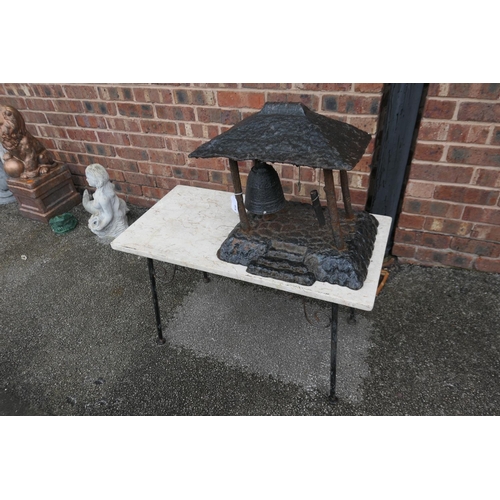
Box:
3 83 500 274
393 83 500 273
0 83 382 209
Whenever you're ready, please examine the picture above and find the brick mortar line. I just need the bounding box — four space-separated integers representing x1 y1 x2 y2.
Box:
16 106 381 123
192 115 381 128
47 135 190 145
435 83 450 96
33 101 378 112
402 203 499 217
471 167 481 185
395 256 479 266
412 159 500 169
416 139 500 149
420 117 500 126
411 160 500 170
38 124 202 140
398 226 500 244
87 83 379 93
413 159 500 170
14 90 384 100
400 214 467 224
71 85 377 93
427 96 500 104
36 124 378 141
400 212 500 227
394 233 500 248
486 126 496 144
407 178 500 191
440 144 450 162
405 206 498 221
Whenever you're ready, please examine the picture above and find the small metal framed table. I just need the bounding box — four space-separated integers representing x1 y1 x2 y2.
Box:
111 185 391 401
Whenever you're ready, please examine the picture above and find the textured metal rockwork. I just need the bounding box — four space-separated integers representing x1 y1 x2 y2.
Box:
189 102 371 170
217 201 379 290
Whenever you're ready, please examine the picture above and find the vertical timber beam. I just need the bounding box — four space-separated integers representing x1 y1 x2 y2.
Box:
339 170 354 220
365 83 427 254
323 168 345 251
228 158 250 232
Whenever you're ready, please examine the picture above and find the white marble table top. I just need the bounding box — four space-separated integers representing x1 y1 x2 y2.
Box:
111 185 392 311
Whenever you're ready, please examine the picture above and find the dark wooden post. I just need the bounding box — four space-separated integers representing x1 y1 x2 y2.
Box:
323 169 345 250
339 170 354 220
365 83 427 254
228 158 250 232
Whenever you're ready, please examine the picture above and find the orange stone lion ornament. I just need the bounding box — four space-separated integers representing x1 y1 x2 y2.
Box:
0 104 57 179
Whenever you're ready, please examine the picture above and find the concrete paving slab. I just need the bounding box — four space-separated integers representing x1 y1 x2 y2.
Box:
167 276 373 403
1 200 500 416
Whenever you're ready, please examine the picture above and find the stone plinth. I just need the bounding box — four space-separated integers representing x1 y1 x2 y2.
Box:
218 201 379 290
6 164 81 223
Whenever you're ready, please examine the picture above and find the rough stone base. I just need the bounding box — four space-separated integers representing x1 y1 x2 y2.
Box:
218 201 379 290
6 164 81 223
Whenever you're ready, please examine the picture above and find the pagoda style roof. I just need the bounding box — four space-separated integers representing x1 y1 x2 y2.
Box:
189 102 371 170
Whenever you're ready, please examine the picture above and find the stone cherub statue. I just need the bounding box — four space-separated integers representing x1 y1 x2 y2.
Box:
82 163 129 242
0 104 57 179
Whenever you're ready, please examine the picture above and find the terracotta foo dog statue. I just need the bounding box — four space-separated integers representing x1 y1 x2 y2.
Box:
83 163 129 242
0 104 57 179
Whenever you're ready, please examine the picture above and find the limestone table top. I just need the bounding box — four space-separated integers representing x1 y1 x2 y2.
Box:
111 185 392 311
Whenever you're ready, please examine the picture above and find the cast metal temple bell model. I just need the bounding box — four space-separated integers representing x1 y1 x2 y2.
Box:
189 102 379 290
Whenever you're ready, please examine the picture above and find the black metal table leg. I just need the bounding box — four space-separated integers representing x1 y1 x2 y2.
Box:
330 302 339 403
348 307 357 324
147 258 166 345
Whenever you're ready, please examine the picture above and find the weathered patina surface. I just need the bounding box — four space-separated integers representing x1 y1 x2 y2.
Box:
83 163 129 242
190 101 377 289
0 105 57 179
218 201 379 290
189 102 371 170
244 161 285 215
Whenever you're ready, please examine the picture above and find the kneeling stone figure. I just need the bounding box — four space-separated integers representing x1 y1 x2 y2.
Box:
83 163 129 242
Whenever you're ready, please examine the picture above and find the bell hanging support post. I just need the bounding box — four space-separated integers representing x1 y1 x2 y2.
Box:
310 189 325 227
228 158 250 232
323 169 345 251
340 170 354 220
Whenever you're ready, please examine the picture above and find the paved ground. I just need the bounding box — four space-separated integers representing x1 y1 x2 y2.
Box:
1 199 499 416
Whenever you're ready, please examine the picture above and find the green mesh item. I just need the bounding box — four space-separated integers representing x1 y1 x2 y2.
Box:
49 213 78 234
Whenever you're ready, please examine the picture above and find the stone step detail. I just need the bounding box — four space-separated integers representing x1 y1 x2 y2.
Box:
265 247 307 263
247 255 316 286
